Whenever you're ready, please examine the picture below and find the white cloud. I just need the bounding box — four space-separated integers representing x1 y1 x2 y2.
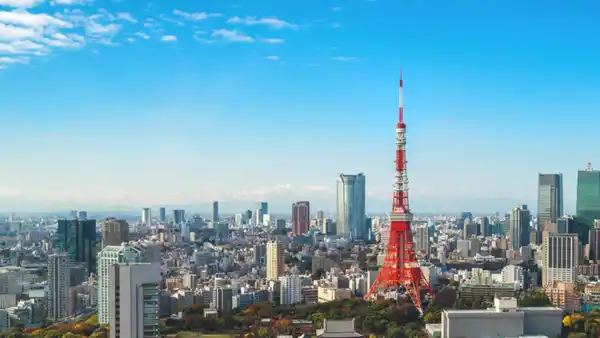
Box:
134 32 149 40
303 185 330 191
265 55 279 61
261 38 283 44
161 35 176 42
173 9 221 21
332 56 359 62
211 28 253 42
0 11 73 28
0 55 28 63
227 16 297 29
0 0 43 8
126 37 133 42
85 21 119 35
0 23 39 41
40 32 84 47
116 12 137 23
52 0 87 4
0 40 47 54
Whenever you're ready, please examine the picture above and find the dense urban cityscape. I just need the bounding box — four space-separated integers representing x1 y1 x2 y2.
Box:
0 74 598 338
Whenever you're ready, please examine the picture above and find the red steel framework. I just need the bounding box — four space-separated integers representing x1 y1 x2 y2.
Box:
364 69 433 313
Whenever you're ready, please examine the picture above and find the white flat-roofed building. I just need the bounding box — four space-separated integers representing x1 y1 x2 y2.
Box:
441 297 563 338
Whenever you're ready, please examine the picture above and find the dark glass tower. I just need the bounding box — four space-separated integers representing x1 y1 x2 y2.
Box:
56 219 97 274
576 169 600 229
537 174 563 226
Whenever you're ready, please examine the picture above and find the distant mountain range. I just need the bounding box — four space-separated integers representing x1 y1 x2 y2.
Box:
0 195 541 217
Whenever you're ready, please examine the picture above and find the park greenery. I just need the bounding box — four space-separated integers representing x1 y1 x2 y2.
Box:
0 285 564 338
163 298 429 338
562 311 600 337
0 314 107 338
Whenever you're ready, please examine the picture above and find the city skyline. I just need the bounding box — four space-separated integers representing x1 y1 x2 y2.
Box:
1 1 600 212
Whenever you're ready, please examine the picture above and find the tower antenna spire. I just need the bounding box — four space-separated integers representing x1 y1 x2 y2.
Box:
587 162 592 171
365 69 433 313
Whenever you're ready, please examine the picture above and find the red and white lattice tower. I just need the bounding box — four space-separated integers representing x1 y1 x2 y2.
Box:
364 69 433 313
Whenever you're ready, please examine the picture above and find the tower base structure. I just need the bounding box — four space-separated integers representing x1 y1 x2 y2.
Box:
364 214 433 313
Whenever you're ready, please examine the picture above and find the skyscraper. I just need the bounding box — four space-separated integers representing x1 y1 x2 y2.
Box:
141 208 151 227
77 211 88 220
266 240 284 280
509 205 531 250
292 201 310 235
56 219 97 274
173 209 185 224
414 224 430 256
97 244 143 325
212 201 220 222
576 166 600 228
48 253 70 321
109 262 161 338
260 202 268 216
537 173 564 230
336 173 366 240
542 233 579 286
159 207 166 222
101 218 129 247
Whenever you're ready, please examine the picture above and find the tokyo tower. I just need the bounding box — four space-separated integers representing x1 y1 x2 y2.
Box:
364 69 433 313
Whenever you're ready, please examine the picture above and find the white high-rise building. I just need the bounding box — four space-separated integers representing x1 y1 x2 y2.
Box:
542 233 579 286
109 263 161 338
279 275 302 305
266 240 284 280
255 209 263 225
48 253 70 321
336 173 366 240
98 244 143 324
501 264 525 287
141 208 151 227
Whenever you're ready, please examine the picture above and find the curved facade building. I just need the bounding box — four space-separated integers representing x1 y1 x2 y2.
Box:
336 173 366 240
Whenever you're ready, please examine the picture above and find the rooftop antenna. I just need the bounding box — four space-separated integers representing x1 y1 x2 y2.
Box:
587 162 592 171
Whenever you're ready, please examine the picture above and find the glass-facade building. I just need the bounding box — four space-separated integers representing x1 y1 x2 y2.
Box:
336 173 367 240
537 173 563 226
56 219 97 274
576 169 600 229
509 205 531 250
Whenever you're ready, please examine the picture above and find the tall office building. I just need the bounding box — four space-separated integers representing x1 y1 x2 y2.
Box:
266 240 284 280
480 216 491 237
255 209 263 225
56 219 97 274
260 202 268 216
509 205 531 250
158 208 166 222
538 174 564 232
336 173 367 240
576 165 600 228
589 222 600 262
414 224 430 256
48 253 70 321
542 233 580 286
557 215 574 234
102 218 129 247
292 201 310 236
77 211 88 220
141 208 151 227
279 275 302 305
109 263 161 338
173 209 185 224
97 244 143 325
212 201 220 222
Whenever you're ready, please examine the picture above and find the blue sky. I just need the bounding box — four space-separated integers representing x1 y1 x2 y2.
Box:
0 0 599 213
